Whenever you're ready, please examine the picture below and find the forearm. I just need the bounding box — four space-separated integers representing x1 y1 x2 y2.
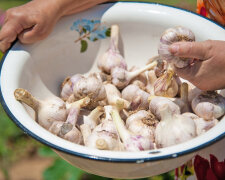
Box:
55 0 115 17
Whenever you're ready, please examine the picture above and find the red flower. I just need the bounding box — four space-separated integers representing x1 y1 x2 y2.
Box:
194 154 225 180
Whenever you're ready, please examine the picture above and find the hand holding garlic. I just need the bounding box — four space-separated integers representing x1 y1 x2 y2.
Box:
169 40 225 91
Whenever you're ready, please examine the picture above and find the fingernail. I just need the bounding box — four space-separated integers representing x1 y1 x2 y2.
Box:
169 44 179 54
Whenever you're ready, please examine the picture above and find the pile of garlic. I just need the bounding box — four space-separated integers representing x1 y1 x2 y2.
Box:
14 25 225 152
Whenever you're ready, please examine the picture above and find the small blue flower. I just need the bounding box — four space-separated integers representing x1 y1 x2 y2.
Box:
89 26 108 41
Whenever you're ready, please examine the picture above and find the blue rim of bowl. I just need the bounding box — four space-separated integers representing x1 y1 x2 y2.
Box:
0 2 225 163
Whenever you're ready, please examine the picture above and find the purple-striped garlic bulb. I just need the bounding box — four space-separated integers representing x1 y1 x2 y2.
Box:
111 61 157 89
149 96 180 120
158 26 195 68
182 112 218 135
97 24 127 74
122 84 150 111
153 66 179 98
14 88 67 130
81 106 121 150
155 104 197 148
192 91 225 120
59 97 90 144
111 109 154 151
126 110 158 142
60 74 83 101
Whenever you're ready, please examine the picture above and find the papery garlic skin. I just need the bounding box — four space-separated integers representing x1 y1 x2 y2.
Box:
147 56 168 77
14 88 67 130
149 96 180 120
158 26 195 68
111 109 154 151
192 91 225 120
145 70 157 95
182 112 218 135
126 110 158 142
97 24 127 74
61 74 83 101
153 68 178 98
155 105 197 148
122 84 150 110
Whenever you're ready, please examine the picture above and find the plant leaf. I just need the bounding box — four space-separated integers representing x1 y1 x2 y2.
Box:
80 40 88 53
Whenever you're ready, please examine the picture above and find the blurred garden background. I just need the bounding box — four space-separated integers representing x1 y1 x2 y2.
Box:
0 0 196 180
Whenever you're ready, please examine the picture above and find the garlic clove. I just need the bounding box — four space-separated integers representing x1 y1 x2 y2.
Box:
97 24 127 74
111 61 157 89
14 88 67 130
145 70 157 95
182 112 218 135
158 26 195 68
191 91 225 120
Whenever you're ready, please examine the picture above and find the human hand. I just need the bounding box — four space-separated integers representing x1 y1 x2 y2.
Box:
169 40 225 91
0 0 63 53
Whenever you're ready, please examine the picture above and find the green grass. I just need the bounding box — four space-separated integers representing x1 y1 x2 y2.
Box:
0 0 29 10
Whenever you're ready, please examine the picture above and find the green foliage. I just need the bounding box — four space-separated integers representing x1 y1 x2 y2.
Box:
80 40 88 52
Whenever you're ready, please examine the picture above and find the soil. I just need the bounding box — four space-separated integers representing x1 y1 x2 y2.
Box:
0 156 53 180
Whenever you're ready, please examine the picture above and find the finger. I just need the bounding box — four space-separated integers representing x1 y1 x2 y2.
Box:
18 24 48 44
174 60 203 82
169 41 212 60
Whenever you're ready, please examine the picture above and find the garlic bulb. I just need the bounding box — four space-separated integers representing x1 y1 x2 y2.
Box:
60 74 83 101
97 24 127 74
126 110 158 142
158 26 195 68
111 61 157 89
155 104 197 148
192 91 225 120
81 106 121 150
182 112 218 135
83 106 104 130
104 83 130 109
111 109 154 151
149 96 180 120
73 73 106 108
153 67 178 98
14 88 67 130
122 84 150 110
59 97 90 144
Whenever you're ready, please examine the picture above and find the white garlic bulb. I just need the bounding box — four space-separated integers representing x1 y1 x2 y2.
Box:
182 112 218 135
122 84 150 110
97 24 127 74
155 104 197 148
14 88 67 130
149 96 180 120
158 26 195 68
111 61 157 89
126 110 158 142
192 91 225 120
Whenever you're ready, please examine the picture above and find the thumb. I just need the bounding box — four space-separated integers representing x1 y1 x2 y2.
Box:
169 41 211 60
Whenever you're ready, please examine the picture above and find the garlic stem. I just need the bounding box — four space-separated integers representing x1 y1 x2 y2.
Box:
14 88 39 114
80 124 92 145
111 109 130 142
87 106 104 123
110 24 119 50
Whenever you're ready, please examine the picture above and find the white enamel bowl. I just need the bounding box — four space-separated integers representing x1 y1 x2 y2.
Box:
1 2 225 179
